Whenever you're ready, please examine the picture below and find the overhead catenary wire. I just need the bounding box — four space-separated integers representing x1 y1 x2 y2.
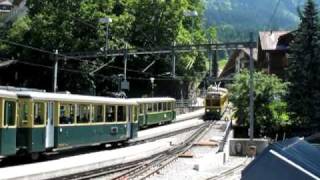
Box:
266 0 282 31
9 58 208 81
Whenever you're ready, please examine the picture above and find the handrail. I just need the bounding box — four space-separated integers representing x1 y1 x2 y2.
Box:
218 120 232 152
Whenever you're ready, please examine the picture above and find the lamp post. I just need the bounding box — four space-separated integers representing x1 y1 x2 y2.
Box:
150 77 155 97
183 10 198 43
99 17 112 57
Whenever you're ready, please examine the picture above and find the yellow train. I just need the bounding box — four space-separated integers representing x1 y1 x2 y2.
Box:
204 85 228 120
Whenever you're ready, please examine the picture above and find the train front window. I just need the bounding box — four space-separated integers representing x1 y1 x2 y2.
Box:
4 101 16 126
106 106 116 122
206 99 211 106
59 104 75 124
77 104 90 123
34 102 45 125
92 105 103 123
117 106 126 122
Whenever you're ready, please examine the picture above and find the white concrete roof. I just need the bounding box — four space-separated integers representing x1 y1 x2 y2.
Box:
0 90 17 99
17 91 138 105
130 97 175 103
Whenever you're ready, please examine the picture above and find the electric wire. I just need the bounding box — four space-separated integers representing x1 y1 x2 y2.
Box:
266 0 282 31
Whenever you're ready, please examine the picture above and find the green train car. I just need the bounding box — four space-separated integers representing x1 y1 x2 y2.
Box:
132 98 176 129
14 91 138 160
0 90 18 157
204 86 228 120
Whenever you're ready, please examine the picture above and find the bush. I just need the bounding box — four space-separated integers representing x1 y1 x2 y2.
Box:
229 70 291 137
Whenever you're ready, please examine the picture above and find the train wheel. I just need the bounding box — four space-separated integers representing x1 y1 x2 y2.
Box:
30 152 40 161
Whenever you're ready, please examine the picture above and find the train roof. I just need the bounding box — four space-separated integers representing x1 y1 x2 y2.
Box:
130 97 175 103
0 90 17 98
16 91 138 105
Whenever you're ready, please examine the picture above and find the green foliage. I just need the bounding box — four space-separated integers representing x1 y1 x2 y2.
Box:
230 70 290 136
0 0 217 95
287 0 320 128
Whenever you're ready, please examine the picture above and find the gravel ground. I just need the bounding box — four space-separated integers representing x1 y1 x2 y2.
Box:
149 121 250 180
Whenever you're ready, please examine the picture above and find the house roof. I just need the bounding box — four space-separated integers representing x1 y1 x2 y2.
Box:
242 137 320 180
259 31 291 50
219 48 257 78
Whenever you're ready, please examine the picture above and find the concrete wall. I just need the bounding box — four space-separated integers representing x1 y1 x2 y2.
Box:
229 138 269 156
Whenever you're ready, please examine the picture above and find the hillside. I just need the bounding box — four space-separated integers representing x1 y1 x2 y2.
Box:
204 0 320 41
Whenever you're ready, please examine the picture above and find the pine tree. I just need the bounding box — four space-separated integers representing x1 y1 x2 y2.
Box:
287 0 320 128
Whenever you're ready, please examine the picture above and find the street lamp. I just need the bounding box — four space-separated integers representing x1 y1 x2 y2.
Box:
150 77 155 97
183 10 198 43
99 17 112 56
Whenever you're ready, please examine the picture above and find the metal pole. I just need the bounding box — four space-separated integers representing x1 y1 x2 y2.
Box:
213 49 218 78
124 43 127 81
172 41 176 78
105 23 109 57
191 18 194 43
53 50 58 92
208 42 213 77
249 32 254 143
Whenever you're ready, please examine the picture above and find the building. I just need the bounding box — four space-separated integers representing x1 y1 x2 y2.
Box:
219 48 258 79
257 31 294 78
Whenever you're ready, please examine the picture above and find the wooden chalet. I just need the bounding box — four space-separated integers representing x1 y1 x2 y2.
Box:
219 48 258 79
257 31 294 78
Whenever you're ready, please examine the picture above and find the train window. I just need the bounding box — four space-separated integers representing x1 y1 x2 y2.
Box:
163 102 167 111
117 106 126 122
147 104 152 113
131 106 137 122
153 103 158 112
135 106 139 122
19 102 29 125
4 101 16 126
92 105 103 123
139 104 144 114
106 106 116 122
77 104 90 123
167 102 172 110
59 104 75 124
212 99 220 106
34 102 45 125
158 103 163 111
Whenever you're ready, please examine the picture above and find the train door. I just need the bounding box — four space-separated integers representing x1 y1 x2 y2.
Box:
126 106 131 138
45 102 54 148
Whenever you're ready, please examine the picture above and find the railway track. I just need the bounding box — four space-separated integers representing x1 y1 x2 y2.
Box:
58 121 214 180
206 158 249 180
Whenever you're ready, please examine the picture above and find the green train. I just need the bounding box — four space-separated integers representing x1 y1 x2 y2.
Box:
132 98 176 128
204 86 228 120
0 90 176 160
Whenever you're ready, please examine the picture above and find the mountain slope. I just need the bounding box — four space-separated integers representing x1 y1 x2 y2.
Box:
204 0 319 41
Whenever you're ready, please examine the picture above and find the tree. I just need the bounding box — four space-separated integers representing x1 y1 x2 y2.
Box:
287 0 320 128
230 70 290 136
0 0 216 97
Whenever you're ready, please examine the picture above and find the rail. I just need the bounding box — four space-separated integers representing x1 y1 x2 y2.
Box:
218 120 232 152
